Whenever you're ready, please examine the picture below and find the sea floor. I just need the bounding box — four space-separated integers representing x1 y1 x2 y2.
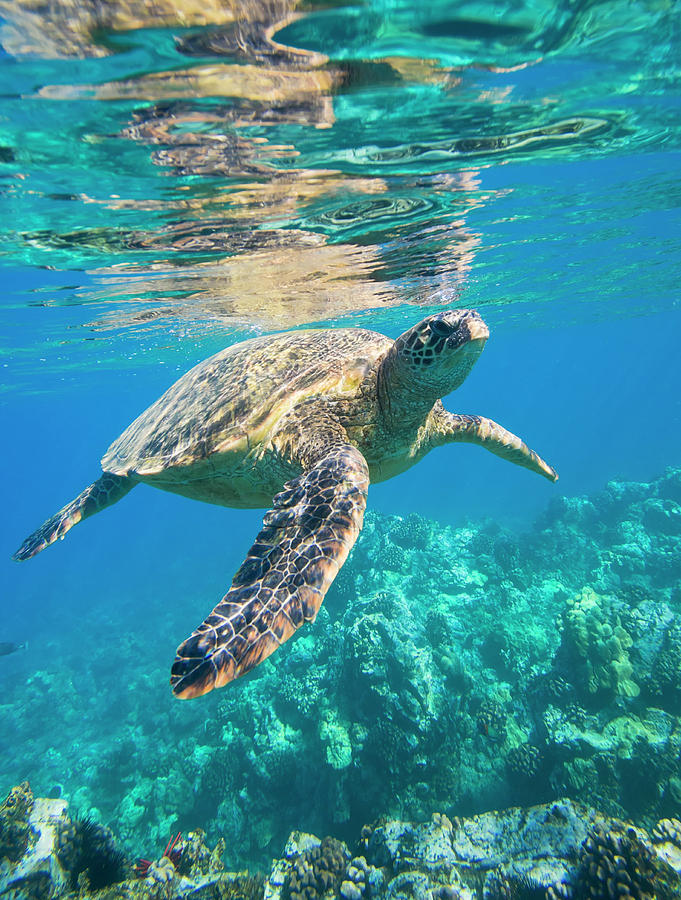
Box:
1 466 680 873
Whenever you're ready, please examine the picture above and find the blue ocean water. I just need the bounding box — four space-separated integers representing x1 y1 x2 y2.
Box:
1 0 681 881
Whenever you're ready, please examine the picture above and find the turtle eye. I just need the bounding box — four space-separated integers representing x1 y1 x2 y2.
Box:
430 319 452 338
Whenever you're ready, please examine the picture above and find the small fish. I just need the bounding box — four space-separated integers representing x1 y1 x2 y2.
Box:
0 641 27 657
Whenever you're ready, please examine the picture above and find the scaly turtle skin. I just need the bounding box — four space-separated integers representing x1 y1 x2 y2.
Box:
13 310 557 699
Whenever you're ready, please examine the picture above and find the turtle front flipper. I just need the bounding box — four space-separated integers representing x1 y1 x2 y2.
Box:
437 411 558 482
12 473 134 560
170 444 369 699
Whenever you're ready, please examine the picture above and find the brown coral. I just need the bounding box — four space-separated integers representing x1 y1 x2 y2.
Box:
652 818 681 848
286 836 350 900
178 828 226 877
575 824 662 899
0 781 35 863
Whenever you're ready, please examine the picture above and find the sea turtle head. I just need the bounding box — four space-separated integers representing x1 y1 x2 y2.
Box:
391 309 489 397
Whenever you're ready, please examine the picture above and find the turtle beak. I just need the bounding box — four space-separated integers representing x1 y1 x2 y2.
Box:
464 314 489 345
446 313 489 350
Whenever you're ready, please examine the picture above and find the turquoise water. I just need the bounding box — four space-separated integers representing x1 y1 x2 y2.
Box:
1 0 681 877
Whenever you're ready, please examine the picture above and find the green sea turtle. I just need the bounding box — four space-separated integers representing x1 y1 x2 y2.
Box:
14 310 557 699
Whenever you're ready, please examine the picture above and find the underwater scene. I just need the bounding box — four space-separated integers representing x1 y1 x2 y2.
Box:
1 0 681 896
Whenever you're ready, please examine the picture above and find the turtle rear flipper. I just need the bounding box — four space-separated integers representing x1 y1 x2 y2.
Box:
170 443 369 699
13 473 134 561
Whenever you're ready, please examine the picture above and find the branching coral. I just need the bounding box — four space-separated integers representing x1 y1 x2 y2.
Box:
280 670 325 719
476 698 507 740
340 855 368 900
484 869 571 899
380 539 407 573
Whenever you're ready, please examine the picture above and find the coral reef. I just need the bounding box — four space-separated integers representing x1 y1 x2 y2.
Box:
574 823 679 898
1 468 681 870
390 513 431 551
0 785 70 898
507 744 544 784
0 784 263 899
269 798 681 900
0 781 34 863
5 785 681 900
285 836 349 900
56 815 128 889
559 587 639 699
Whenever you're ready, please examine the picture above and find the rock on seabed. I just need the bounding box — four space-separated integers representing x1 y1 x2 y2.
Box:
4 785 681 898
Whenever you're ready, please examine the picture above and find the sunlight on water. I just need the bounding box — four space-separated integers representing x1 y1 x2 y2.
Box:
1 0 678 370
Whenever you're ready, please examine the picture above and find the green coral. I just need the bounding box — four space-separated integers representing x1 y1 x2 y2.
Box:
381 539 407 573
648 621 681 709
320 711 353 770
562 587 640 698
280 670 325 719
